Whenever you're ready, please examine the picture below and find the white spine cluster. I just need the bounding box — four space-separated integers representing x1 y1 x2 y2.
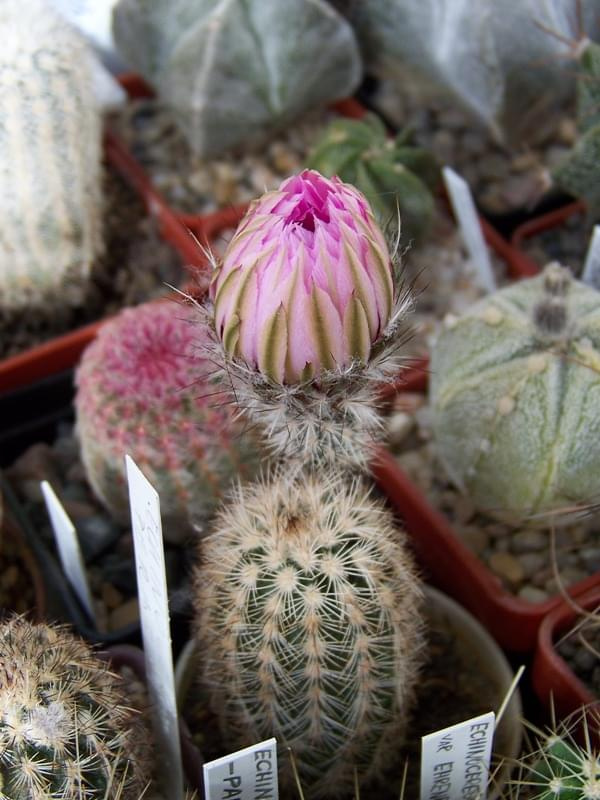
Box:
194 469 424 798
0 0 103 311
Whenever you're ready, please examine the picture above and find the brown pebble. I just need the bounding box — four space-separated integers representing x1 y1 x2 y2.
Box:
108 597 140 631
458 525 488 556
0 565 19 590
488 552 525 586
101 582 124 610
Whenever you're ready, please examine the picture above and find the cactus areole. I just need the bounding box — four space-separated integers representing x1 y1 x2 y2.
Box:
431 262 600 524
211 169 394 384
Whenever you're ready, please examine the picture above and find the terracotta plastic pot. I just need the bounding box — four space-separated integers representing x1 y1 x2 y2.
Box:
532 577 600 721
372 399 600 651
174 585 522 799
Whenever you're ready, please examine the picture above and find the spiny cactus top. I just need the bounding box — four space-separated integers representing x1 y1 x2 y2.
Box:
205 169 413 469
112 0 362 158
306 114 438 244
0 617 152 799
0 0 103 311
75 300 259 543
431 262 600 524
512 710 600 800
194 469 424 799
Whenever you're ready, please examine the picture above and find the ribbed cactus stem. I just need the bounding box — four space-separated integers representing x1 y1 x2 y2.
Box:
0 617 152 799
0 0 103 310
514 712 600 800
75 300 259 543
194 469 424 798
431 262 600 523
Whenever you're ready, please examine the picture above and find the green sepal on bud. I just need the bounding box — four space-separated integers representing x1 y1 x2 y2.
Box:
306 114 439 245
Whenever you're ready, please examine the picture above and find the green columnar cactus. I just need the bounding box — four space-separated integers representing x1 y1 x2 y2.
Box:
75 300 260 544
430 262 600 524
306 114 438 244
0 617 152 799
194 469 424 799
112 0 362 158
553 39 600 221
0 0 103 311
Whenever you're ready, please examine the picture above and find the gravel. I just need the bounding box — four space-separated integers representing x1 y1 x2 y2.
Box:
385 392 600 601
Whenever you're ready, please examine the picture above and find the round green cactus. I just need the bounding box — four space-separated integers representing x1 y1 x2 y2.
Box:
0 617 152 799
513 712 600 800
306 114 438 244
430 262 600 524
75 300 260 543
194 468 424 799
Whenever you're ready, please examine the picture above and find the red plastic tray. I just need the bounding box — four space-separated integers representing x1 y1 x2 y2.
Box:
372 377 600 652
511 200 586 254
532 578 600 719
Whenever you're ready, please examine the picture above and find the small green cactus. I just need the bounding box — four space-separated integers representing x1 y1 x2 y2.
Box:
112 0 362 158
512 711 600 800
0 617 152 799
306 114 438 244
430 262 600 524
193 468 424 799
553 39 600 221
0 0 103 311
75 300 260 544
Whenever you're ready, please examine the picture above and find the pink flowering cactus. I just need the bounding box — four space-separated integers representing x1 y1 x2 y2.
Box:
211 169 394 384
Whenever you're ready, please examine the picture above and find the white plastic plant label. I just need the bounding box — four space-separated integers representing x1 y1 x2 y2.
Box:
420 711 495 800
443 167 496 293
41 480 96 622
125 455 184 800
582 226 600 289
49 0 118 53
203 738 278 800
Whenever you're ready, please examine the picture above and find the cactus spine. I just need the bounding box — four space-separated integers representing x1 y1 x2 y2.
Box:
0 617 152 799
512 711 600 800
194 469 424 798
0 0 103 311
75 300 260 543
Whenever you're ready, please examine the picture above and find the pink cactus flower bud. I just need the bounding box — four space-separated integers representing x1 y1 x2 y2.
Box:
211 169 394 384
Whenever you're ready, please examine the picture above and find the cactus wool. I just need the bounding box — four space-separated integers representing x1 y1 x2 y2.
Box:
194 468 424 798
0 617 152 799
431 262 600 524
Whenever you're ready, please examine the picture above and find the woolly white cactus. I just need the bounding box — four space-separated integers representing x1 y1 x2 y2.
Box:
431 262 600 524
112 0 362 158
194 469 424 799
0 0 103 311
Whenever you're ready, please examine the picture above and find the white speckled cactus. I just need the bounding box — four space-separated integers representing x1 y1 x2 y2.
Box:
0 0 103 311
0 617 152 799
431 262 600 524
112 0 362 158
194 469 424 799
